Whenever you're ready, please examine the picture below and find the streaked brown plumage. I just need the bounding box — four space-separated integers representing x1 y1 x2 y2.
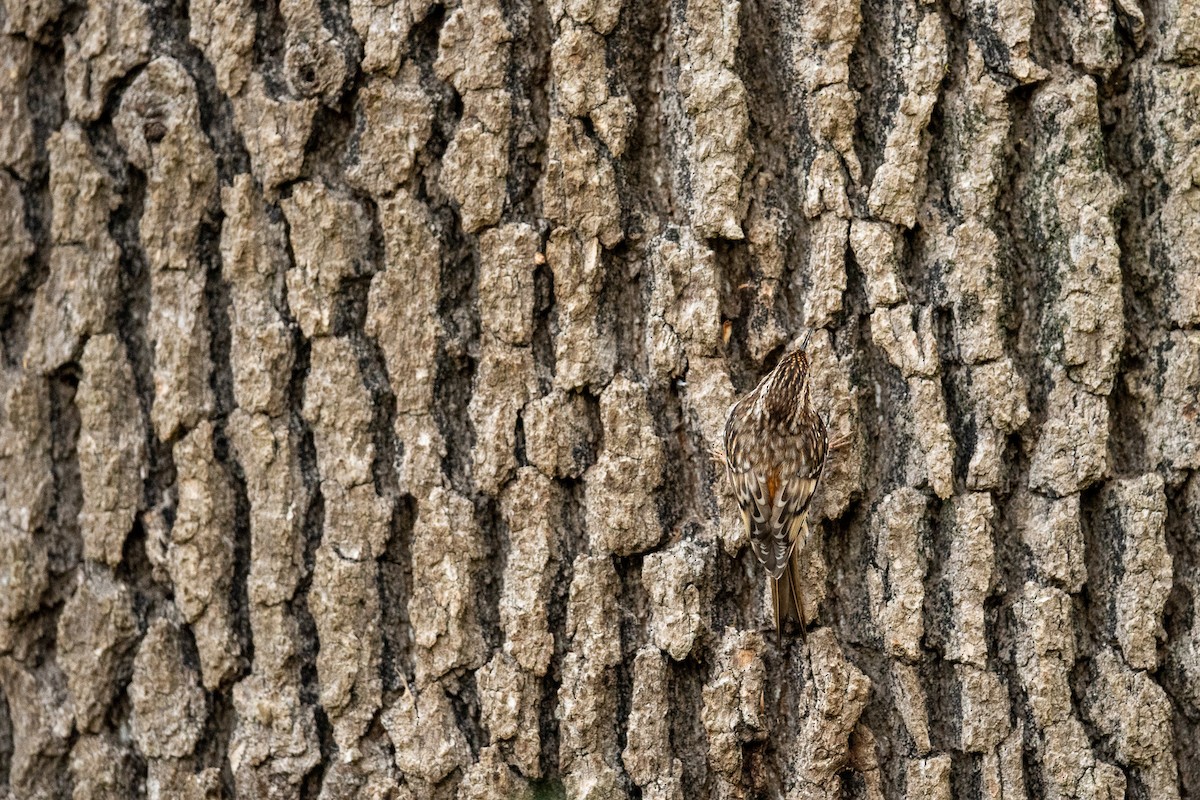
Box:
723 339 828 640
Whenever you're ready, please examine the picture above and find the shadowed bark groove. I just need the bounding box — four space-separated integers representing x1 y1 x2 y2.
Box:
0 0 1198 796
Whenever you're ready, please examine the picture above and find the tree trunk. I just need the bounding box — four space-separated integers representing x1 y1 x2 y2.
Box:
0 0 1198 796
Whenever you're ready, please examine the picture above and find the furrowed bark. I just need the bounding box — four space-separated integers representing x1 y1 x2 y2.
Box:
0 0 1198 797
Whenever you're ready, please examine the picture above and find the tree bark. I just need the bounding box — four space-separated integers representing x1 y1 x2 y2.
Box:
0 0 1198 797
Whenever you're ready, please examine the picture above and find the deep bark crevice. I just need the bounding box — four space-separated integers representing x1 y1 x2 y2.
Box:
1 0 1197 794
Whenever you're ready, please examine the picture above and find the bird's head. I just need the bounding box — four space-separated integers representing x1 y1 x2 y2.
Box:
764 337 812 422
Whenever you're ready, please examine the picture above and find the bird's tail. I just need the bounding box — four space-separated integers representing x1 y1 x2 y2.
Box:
769 543 809 644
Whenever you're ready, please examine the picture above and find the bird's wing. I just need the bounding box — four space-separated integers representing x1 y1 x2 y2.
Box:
726 457 819 581
754 474 817 578
725 395 828 578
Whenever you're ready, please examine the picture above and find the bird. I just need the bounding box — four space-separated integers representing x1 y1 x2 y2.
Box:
722 333 828 642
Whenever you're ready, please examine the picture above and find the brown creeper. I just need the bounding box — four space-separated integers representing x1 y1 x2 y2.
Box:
723 336 828 640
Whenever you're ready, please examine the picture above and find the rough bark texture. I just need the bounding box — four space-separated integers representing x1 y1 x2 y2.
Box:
0 0 1197 797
